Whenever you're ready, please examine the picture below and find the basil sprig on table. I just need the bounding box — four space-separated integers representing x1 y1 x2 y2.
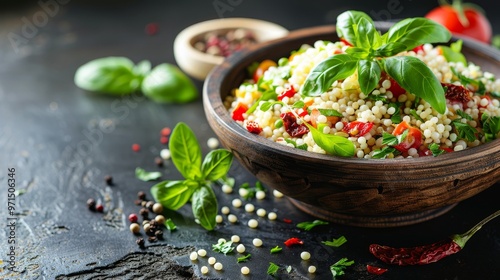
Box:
150 122 233 230
302 11 452 114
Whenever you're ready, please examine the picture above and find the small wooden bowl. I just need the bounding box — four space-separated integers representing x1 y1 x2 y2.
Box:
203 24 500 227
174 18 288 80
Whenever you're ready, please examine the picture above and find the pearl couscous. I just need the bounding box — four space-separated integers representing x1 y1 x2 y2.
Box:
226 40 500 159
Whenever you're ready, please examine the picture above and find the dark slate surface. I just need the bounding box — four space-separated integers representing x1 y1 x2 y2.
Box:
0 1 499 279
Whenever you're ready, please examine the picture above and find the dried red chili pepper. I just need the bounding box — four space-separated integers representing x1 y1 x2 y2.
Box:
366 265 388 275
369 210 500 265
284 237 304 247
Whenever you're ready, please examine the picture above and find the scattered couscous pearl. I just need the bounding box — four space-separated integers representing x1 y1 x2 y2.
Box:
160 149 171 160
197 249 207 257
252 238 263 247
207 137 219 149
236 244 246 253
214 262 223 271
231 235 240 243
221 206 230 215
300 251 311 260
255 190 266 200
248 219 258 228
201 266 209 274
241 266 250 275
216 215 223 223
129 223 140 234
245 203 255 212
221 184 233 194
232 198 242 208
228 214 238 223
152 203 163 214
256 208 266 217
308 266 317 273
208 257 216 265
238 188 249 198
268 212 277 220
189 252 198 261
155 215 165 224
273 190 284 198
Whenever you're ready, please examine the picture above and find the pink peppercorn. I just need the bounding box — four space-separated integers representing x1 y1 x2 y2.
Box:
160 127 171 137
96 204 104 212
129 213 138 223
132 143 141 152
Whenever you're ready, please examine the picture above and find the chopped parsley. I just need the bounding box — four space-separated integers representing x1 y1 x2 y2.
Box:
322 236 348 247
296 220 329 231
212 240 234 255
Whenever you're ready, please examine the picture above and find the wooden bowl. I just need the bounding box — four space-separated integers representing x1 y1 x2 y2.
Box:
203 24 500 227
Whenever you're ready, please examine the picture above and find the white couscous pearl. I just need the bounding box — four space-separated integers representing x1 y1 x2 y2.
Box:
248 219 258 228
245 203 255 212
273 190 284 198
268 212 277 220
189 252 198 261
228 214 238 223
256 190 266 200
216 215 223 223
241 266 250 275
236 244 246 253
208 257 216 265
308 266 317 273
207 137 219 149
218 238 226 243
231 235 240 243
221 184 233 194
221 206 230 215
232 198 242 208
300 251 311 260
238 188 249 197
253 238 263 247
160 149 171 160
197 249 207 257
201 266 209 274
256 208 267 217
214 262 223 271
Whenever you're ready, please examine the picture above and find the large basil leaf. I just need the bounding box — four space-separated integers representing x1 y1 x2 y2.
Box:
439 40 467 65
305 124 355 157
74 57 141 95
201 149 233 181
357 60 381 95
192 185 218 231
169 122 202 180
373 42 407 57
150 180 197 210
345 47 370 59
385 56 446 114
336 10 375 47
142 63 198 103
386 18 451 51
355 17 382 50
302 54 358 97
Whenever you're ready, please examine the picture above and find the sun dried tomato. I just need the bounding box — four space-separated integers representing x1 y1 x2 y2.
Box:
342 121 374 137
366 265 388 275
280 112 309 137
284 237 304 247
442 83 472 105
246 121 262 134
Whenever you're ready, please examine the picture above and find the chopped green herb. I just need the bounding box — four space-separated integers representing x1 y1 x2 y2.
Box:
372 146 397 159
481 113 500 142
439 40 467 65
239 181 266 200
270 246 282 254
267 262 280 276
452 112 478 142
284 138 308 151
381 129 408 146
164 218 177 231
237 253 251 263
296 220 329 231
456 110 473 121
135 167 162 181
217 175 235 187
429 143 446 157
286 265 292 273
330 258 354 277
410 109 424 122
451 67 486 95
322 236 348 247
212 240 234 255
389 103 402 124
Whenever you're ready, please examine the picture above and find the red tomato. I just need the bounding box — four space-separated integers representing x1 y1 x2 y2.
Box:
252 59 277 83
343 121 374 137
232 102 248 121
392 121 423 154
278 85 296 101
381 72 406 99
340 38 353 47
425 2 492 43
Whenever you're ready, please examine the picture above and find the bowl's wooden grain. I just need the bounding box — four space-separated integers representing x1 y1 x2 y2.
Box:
203 24 500 227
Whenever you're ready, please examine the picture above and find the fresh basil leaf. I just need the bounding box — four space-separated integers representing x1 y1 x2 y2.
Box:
330 258 354 277
336 10 375 47
451 40 463 53
296 220 329 231
386 17 451 51
382 132 399 146
373 42 407 57
74 57 141 95
247 90 277 114
410 109 424 122
456 109 473 121
150 180 196 210
305 123 355 157
357 59 381 95
385 56 446 114
135 167 162 181
322 236 347 247
372 146 397 159
169 122 202 180
345 47 370 59
133 60 152 77
142 63 198 103
201 149 233 181
429 143 446 157
302 54 358 97
440 40 467 66
355 17 382 49
192 185 218 231
292 100 305 108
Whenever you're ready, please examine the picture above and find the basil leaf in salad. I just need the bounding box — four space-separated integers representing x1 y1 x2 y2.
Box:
336 10 375 47
372 42 407 57
354 16 383 50
385 56 447 114
357 59 381 95
429 143 446 157
386 17 452 51
305 123 355 157
169 122 202 180
192 185 218 231
439 40 467 65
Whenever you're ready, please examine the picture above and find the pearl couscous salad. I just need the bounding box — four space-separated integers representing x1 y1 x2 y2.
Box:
225 11 500 159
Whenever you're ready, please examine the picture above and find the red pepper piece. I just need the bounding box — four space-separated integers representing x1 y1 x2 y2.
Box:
280 112 309 137
369 210 500 265
283 218 292 224
366 265 388 275
278 85 296 101
246 121 262 134
412 44 424 53
284 237 304 247
342 121 373 137
232 103 248 121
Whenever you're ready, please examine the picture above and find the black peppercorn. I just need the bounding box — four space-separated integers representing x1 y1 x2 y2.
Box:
87 198 96 211
139 208 149 219
154 157 164 167
148 236 158 243
136 237 145 247
134 199 143 206
155 230 163 239
137 191 146 200
145 201 154 210
104 175 113 185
